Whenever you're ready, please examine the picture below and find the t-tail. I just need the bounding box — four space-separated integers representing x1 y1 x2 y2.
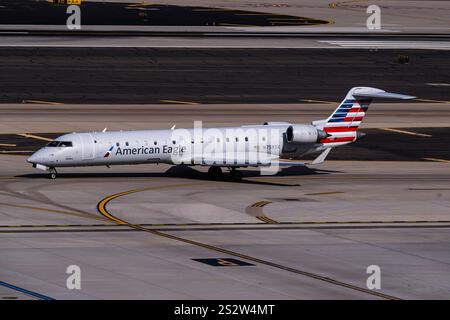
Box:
312 87 415 147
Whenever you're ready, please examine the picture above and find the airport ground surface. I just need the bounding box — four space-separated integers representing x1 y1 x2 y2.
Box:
0 5 449 297
2 0 450 33
0 100 449 300
0 48 449 104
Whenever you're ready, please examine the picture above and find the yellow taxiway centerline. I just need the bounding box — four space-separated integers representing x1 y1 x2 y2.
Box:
159 100 199 105
96 186 400 300
381 128 432 137
17 133 53 142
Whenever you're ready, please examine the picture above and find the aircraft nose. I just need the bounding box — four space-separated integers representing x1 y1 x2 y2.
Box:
27 153 38 164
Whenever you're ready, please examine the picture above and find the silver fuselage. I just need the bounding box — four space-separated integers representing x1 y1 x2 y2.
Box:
27 124 322 169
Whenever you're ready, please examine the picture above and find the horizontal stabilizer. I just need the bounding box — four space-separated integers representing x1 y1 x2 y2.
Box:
352 87 416 100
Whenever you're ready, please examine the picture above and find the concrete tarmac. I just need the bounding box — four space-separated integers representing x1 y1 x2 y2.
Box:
0 158 449 300
0 100 449 299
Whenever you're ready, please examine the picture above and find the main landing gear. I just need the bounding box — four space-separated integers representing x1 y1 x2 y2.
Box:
208 166 223 180
49 168 57 180
229 169 243 181
207 167 243 181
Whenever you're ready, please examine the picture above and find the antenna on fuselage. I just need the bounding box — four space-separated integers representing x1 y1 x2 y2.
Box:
171 125 176 130
102 128 107 133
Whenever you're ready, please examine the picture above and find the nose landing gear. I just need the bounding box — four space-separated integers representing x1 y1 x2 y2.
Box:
49 168 57 180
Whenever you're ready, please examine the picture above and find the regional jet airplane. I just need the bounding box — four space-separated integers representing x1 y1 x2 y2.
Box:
27 87 415 179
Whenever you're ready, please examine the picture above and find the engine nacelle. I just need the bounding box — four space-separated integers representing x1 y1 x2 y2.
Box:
286 125 328 143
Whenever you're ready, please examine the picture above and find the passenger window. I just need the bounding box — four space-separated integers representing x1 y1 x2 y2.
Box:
154 141 157 145
172 140 176 144
125 142 129 146
116 142 120 147
245 137 248 142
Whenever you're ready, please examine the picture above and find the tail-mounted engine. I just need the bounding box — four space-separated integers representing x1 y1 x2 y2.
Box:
286 125 329 143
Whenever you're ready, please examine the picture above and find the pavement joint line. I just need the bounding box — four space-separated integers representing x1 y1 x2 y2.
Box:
381 128 432 137
96 187 400 300
0 202 107 222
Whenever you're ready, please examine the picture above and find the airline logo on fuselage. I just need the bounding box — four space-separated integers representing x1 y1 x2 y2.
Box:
115 145 186 156
104 145 114 158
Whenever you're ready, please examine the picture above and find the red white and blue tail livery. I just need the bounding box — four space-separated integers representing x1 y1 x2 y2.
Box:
313 87 415 147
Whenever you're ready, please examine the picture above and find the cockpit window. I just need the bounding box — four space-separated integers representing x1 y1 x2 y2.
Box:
59 141 73 147
47 141 73 147
47 141 60 147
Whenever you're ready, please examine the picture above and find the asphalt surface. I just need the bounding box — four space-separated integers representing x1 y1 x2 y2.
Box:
0 0 328 27
0 48 448 104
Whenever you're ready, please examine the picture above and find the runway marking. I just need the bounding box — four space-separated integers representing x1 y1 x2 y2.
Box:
414 98 450 104
248 200 279 224
97 183 199 224
3 219 450 230
0 143 17 147
256 215 278 224
21 100 64 106
2 222 450 234
218 23 258 27
299 99 337 104
0 281 54 300
17 133 53 142
304 191 345 196
426 83 450 87
380 128 432 137
0 150 33 154
97 188 400 300
159 100 199 105
317 40 450 50
408 188 450 191
423 158 450 163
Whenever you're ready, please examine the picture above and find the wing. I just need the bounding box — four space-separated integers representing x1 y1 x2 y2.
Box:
191 152 306 167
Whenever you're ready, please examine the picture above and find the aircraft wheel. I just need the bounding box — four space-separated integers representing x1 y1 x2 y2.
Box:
229 170 243 181
208 166 223 180
49 169 57 180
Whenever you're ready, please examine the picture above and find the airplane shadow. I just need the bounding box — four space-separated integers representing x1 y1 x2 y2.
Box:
17 165 342 187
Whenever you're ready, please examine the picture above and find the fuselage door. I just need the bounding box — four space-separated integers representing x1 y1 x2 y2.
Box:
80 133 95 160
